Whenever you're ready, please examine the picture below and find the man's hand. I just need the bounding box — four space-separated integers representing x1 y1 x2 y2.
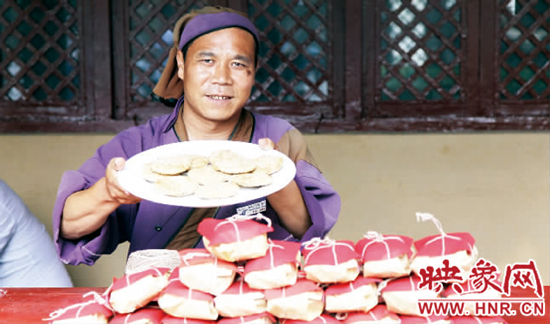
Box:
258 137 312 238
258 137 277 151
105 157 142 205
61 157 141 240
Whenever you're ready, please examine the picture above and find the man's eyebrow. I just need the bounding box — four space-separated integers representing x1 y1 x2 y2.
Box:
196 51 252 64
233 54 252 65
196 51 216 58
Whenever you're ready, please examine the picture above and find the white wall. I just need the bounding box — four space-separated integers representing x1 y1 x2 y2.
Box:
0 132 548 286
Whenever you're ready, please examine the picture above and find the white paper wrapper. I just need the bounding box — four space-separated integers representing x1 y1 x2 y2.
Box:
51 314 110 324
382 289 440 316
179 262 236 296
245 263 298 290
304 259 360 284
217 313 276 324
325 283 379 313
157 294 218 320
343 314 401 324
204 234 269 262
446 287 502 316
109 275 168 314
362 254 411 278
214 291 267 317
410 248 478 282
266 291 324 321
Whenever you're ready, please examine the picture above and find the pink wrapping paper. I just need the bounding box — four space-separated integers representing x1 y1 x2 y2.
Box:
414 232 475 257
110 267 169 291
450 315 507 323
341 304 401 323
400 314 450 323
110 307 166 324
280 313 339 324
356 233 414 262
197 216 273 245
244 240 301 274
442 278 503 297
325 276 381 296
46 294 113 323
264 278 323 300
179 248 237 271
302 239 359 266
216 312 276 324
413 213 475 257
161 268 214 301
380 275 425 293
162 315 217 323
219 279 264 296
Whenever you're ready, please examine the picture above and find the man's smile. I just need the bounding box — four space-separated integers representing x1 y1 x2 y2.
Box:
206 95 233 100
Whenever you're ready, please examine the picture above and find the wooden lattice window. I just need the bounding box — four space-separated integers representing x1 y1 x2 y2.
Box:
0 0 82 114
112 0 339 127
0 0 548 132
497 0 549 106
128 0 208 103
369 0 476 120
379 0 464 102
248 0 330 104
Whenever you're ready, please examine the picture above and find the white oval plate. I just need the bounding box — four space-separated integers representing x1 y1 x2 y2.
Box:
117 140 296 208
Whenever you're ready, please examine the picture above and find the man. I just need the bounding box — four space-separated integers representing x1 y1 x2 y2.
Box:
0 180 73 287
53 6 340 266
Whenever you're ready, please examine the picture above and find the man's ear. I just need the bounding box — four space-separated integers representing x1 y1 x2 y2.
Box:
176 50 185 81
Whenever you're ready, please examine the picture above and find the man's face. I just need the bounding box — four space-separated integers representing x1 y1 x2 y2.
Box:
178 27 256 123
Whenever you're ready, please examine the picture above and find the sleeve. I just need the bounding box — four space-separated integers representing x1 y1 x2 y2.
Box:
0 181 17 254
275 128 341 242
52 129 143 266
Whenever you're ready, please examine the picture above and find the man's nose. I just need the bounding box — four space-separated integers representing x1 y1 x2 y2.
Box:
211 64 231 85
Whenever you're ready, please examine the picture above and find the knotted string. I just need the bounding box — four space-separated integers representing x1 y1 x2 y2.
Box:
335 313 348 320
267 238 285 269
222 212 273 228
181 251 214 265
416 212 473 257
301 236 334 250
302 236 356 266
416 212 446 236
361 231 409 260
213 213 272 243
43 291 112 321
363 231 384 241
376 278 394 296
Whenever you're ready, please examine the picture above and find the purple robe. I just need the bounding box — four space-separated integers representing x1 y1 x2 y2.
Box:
52 103 341 266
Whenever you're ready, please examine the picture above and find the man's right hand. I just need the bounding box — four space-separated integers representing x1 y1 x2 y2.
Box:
105 157 142 205
60 157 141 240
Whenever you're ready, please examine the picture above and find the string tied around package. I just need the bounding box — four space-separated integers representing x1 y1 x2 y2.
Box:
335 313 349 320
125 249 180 275
301 236 361 280
43 291 113 321
266 238 285 269
301 236 335 250
181 251 215 265
363 230 385 241
221 212 272 228
214 213 272 243
376 278 395 296
416 212 446 236
416 211 476 257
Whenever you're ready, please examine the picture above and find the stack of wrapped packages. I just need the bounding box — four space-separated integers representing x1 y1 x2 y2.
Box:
46 213 508 324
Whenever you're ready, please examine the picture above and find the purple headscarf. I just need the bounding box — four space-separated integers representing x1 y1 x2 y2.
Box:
152 6 259 105
178 12 259 51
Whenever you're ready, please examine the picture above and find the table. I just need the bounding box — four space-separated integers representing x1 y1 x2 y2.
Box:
0 286 548 323
0 287 104 324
